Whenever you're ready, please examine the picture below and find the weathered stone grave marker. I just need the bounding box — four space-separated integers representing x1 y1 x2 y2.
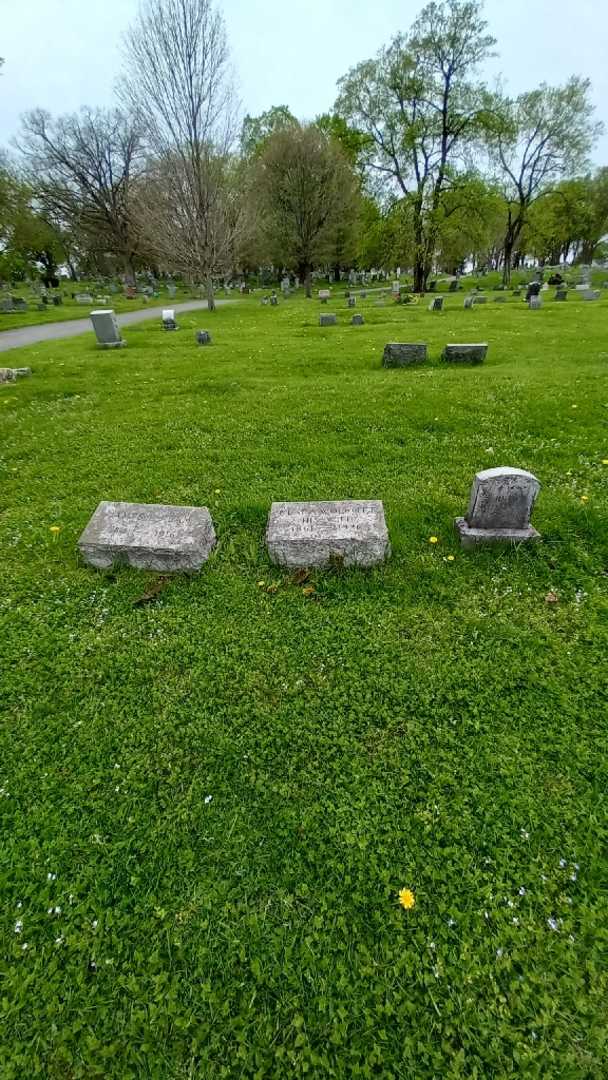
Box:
383 342 427 367
266 500 390 568
428 297 444 312
443 343 487 365
319 313 337 326
582 289 600 301
555 288 568 301
455 467 540 549
162 308 178 330
90 309 126 349
351 314 365 325
318 289 331 304
78 501 216 572
196 330 212 345
528 296 543 309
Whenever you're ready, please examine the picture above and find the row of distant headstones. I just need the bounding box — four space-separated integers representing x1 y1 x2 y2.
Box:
77 469 542 573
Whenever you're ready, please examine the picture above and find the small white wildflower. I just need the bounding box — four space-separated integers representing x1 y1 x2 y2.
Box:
496 948 503 958
54 906 61 915
559 858 567 868
541 874 547 883
47 872 57 881
21 942 28 951
507 900 515 909
565 897 573 905
574 863 580 871
114 763 120 770
568 934 575 943
69 894 74 904
204 795 213 804
48 908 53 915
518 887 526 896
429 941 436 950
16 901 22 909
520 829 529 840
14 920 23 934
531 1031 537 1041
547 917 559 931
115 785 120 793
570 872 577 882
55 936 65 946
512 917 519 925
484 910 490 920
447 917 455 927
433 965 440 979
92 919 98 930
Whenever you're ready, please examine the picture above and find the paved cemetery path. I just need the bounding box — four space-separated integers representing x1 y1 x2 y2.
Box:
0 300 226 354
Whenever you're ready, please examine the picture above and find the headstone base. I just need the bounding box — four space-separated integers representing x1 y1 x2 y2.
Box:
98 340 127 349
455 517 540 549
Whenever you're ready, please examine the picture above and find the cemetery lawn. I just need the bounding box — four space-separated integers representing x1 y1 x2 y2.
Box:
1 292 607 1079
0 283 212 331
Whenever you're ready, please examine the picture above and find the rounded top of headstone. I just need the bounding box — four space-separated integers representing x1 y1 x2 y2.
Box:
475 466 540 486
91 309 115 316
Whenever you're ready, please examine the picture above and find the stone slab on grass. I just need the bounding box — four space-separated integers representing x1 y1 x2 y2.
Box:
267 500 390 569
79 501 216 572
443 343 488 364
383 343 427 367
319 313 337 326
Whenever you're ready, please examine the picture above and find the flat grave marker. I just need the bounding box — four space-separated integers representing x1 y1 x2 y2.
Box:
78 501 216 572
266 500 390 569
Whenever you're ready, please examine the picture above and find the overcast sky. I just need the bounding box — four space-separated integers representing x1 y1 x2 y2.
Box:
1 0 607 160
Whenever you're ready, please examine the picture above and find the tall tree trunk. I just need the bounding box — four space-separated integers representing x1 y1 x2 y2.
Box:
302 263 312 299
206 275 216 312
124 255 136 285
333 264 340 282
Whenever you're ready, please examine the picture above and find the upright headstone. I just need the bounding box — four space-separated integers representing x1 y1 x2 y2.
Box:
196 330 212 345
0 298 14 313
347 296 356 308
90 309 126 349
319 313 337 326
443 343 487 365
382 342 427 367
281 276 290 295
266 500 390 568
528 296 543 309
78 501 217 572
455 467 540 548
428 280 437 292
270 292 278 306
162 308 178 330
351 314 365 325
0 368 17 383
428 297 443 312
449 279 459 292
464 296 474 309
318 289 331 303
167 284 177 299
555 288 568 301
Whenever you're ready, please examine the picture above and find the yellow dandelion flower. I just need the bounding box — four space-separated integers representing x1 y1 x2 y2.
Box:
602 460 608 465
580 495 589 503
214 489 221 494
257 580 266 588
49 525 61 534
429 536 439 544
398 888 416 910
447 554 455 562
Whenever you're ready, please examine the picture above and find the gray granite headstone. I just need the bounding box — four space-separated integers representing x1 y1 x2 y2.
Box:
443 343 487 365
196 330 212 345
351 314 364 325
555 289 568 301
473 296 487 305
464 296 474 309
582 289 600 301
318 290 331 303
162 308 178 330
382 343 427 367
449 279 459 292
90 309 126 349
266 500 390 568
455 467 540 548
528 296 542 309
319 313 337 326
0 367 17 383
428 297 443 312
347 296 356 308
78 501 216 572
0 299 14 313
75 293 93 305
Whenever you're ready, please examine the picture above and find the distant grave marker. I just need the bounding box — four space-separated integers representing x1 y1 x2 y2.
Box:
90 309 126 349
443 343 487 364
382 342 427 367
319 313 337 326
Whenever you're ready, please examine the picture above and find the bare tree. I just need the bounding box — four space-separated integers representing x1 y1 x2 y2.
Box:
120 0 238 309
490 78 601 283
17 107 144 280
253 124 359 297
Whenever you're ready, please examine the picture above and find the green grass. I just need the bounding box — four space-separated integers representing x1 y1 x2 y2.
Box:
1 292 607 1079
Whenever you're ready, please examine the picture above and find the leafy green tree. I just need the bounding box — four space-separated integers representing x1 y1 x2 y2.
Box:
489 78 601 282
336 0 496 291
253 123 359 296
240 106 298 158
